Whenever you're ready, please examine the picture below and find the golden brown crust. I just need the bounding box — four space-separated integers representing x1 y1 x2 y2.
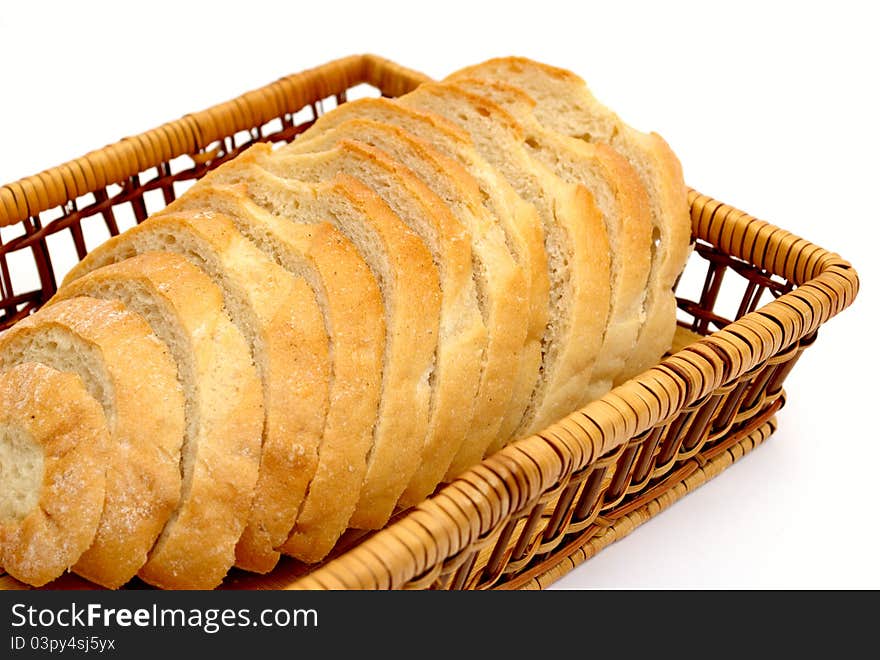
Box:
55 254 263 589
0 297 185 588
298 97 475 147
449 57 587 88
616 130 690 380
524 182 610 433
0 363 109 587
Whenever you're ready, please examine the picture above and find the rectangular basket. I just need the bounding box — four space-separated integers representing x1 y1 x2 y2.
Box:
0 55 859 590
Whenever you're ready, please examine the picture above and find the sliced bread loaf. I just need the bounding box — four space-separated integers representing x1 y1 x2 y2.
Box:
0 297 185 588
160 184 384 562
447 57 691 381
62 211 330 574
287 118 528 480
399 82 611 438
0 363 109 587
53 253 263 589
449 77 653 402
288 98 549 457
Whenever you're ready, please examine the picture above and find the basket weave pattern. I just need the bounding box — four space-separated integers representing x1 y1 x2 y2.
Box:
0 55 859 590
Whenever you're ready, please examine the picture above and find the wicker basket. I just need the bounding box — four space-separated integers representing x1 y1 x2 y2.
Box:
0 55 859 590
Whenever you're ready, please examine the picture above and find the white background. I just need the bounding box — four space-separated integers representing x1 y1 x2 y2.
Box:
1 1 876 588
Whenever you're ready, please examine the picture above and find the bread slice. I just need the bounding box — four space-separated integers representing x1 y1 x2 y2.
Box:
159 184 384 562
290 98 548 457
0 363 109 587
398 82 611 438
176 150 439 529
53 253 263 589
447 57 691 380
62 211 331 573
265 141 487 506
0 297 185 588
288 118 527 480
448 77 653 402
